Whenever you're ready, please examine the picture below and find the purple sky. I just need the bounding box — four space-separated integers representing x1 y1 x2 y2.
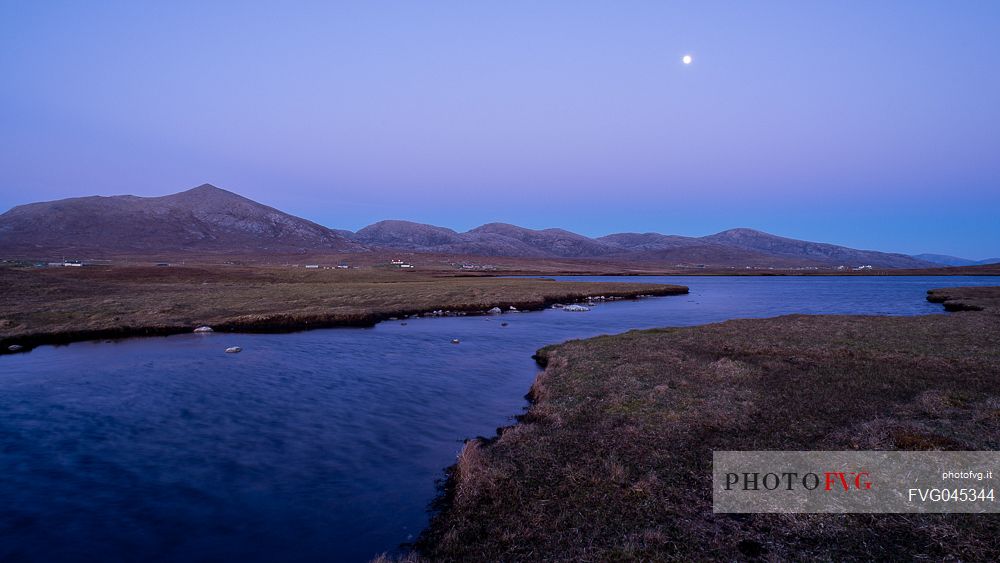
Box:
2 2 998 258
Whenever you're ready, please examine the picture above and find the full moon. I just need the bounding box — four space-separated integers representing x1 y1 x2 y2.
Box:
682 54 693 65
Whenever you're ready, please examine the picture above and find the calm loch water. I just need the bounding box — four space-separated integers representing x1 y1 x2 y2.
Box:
2 276 998 561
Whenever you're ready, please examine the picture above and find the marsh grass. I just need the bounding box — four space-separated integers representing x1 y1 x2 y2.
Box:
419 288 1000 561
0 265 686 350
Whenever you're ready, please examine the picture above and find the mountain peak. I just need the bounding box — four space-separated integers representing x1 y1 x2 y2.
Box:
469 222 518 232
164 183 252 206
178 183 234 196
182 184 232 195
710 228 771 237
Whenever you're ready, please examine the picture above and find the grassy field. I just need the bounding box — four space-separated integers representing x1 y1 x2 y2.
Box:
0 265 686 352
419 287 1000 561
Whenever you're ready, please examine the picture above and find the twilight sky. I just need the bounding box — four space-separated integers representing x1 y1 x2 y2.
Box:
2 1 998 258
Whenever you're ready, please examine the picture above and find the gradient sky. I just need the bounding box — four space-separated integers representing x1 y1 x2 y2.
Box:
2 1 998 258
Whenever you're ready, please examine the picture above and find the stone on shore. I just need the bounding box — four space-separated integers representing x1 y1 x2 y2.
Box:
487 307 503 315
7 344 23 352
193 326 214 333
563 304 591 312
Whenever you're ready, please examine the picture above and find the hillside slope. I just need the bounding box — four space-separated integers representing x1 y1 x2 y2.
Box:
0 184 364 257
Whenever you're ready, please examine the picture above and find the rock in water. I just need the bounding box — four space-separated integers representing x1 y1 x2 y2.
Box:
193 326 214 333
225 346 242 353
563 304 591 312
7 344 23 352
451 339 460 344
500 322 508 327
487 307 503 315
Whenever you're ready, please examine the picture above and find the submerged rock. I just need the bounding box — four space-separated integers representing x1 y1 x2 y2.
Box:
563 304 591 312
500 322 508 327
7 344 23 352
225 346 242 353
451 339 460 344
487 307 503 315
193 326 214 333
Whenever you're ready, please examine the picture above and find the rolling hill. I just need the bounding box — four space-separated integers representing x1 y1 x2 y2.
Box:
0 184 364 257
701 228 930 269
911 253 1000 267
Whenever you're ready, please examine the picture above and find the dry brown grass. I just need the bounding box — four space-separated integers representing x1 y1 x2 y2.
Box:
419 287 1000 561
928 286 1000 311
0 264 686 352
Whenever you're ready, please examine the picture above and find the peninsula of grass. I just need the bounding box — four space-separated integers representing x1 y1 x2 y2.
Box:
0 265 687 352
419 287 1000 561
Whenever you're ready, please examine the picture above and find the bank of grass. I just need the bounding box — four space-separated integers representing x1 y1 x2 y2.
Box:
0 265 686 352
418 287 1000 561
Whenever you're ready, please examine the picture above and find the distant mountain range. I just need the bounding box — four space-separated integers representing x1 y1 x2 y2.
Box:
911 253 1000 267
351 220 934 268
0 184 983 269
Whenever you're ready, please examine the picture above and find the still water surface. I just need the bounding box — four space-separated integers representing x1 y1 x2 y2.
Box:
2 276 998 561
